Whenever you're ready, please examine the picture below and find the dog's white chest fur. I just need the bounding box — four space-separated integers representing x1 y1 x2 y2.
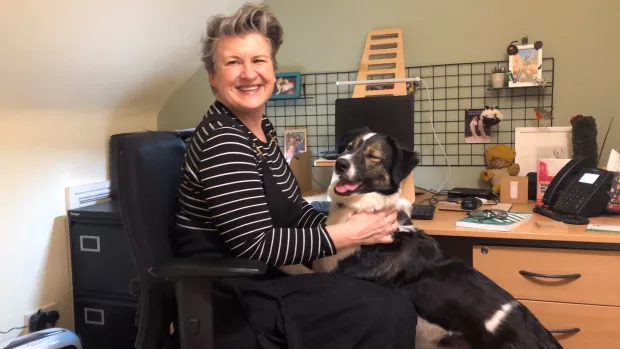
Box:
311 184 412 273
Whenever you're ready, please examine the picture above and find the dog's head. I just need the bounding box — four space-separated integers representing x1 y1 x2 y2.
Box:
331 129 419 196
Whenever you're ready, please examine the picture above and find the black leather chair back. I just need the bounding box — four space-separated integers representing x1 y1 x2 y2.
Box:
114 130 190 349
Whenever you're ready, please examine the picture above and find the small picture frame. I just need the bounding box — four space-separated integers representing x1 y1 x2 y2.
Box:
271 72 302 99
508 44 543 87
283 128 307 162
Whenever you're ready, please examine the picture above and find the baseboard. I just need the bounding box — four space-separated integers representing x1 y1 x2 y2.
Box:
65 181 111 210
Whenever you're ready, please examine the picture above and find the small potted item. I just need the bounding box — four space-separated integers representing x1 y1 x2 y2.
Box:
490 66 506 88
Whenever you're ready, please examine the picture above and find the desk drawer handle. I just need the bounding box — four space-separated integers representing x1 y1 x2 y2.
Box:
548 327 580 334
519 270 581 279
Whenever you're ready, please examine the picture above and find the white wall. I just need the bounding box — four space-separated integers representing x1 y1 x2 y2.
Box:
0 0 250 341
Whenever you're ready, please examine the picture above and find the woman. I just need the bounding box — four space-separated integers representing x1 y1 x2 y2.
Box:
173 3 417 349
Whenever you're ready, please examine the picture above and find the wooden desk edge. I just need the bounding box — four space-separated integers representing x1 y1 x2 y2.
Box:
419 226 620 244
314 159 335 167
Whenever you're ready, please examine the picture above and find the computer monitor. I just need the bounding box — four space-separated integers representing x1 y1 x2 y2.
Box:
334 95 415 153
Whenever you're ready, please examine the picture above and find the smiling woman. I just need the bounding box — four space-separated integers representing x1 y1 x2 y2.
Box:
171 3 417 349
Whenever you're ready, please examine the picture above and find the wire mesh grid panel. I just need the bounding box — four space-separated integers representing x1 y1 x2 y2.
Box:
266 71 358 157
265 57 554 166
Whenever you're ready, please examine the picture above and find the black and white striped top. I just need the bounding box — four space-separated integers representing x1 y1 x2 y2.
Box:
174 101 336 267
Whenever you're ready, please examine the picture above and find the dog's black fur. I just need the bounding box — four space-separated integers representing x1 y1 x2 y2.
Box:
330 130 563 349
334 231 562 348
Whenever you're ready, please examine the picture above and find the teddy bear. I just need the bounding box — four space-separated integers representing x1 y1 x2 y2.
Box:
480 144 520 194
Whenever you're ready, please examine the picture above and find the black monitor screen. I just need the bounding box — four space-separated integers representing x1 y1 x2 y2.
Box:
335 95 415 153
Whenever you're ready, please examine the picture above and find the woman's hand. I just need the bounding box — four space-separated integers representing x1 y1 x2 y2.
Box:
326 210 399 250
346 210 399 244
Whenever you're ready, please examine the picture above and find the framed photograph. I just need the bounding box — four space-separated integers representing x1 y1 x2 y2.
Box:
508 45 543 87
271 72 302 99
283 128 307 162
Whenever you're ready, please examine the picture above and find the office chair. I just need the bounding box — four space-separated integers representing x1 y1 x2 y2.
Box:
114 131 267 349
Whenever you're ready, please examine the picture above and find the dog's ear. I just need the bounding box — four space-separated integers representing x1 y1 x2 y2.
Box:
388 137 419 186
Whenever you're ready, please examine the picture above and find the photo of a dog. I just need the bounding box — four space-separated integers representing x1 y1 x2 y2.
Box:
315 129 562 349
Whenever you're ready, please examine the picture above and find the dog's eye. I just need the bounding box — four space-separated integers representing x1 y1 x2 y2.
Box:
346 145 353 151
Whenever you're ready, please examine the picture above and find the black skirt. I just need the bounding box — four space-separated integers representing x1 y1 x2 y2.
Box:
212 270 418 349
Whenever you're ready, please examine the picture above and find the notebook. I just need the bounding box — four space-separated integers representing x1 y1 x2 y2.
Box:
456 212 533 232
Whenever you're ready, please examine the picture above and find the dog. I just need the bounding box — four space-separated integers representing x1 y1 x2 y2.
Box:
316 130 563 349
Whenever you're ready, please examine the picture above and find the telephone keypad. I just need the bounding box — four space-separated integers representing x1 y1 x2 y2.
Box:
559 190 586 209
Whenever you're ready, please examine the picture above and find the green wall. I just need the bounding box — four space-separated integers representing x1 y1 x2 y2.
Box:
158 0 620 191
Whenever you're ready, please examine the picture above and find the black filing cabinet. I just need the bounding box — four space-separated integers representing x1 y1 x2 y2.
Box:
68 201 138 349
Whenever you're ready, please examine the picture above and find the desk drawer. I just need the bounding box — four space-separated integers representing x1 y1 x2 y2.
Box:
520 300 620 349
473 245 620 306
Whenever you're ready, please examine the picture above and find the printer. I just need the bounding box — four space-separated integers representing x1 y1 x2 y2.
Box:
0 328 81 349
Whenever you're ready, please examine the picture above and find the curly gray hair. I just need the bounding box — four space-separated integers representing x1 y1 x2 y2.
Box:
201 3 284 74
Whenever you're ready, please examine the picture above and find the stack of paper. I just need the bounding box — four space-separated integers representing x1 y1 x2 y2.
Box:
606 149 620 172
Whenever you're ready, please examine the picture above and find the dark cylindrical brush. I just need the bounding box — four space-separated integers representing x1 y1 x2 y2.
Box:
571 116 599 168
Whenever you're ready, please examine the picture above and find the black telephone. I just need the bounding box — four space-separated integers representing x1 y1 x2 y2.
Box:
533 156 614 224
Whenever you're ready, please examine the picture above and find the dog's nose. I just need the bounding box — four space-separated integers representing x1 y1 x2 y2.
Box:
335 158 350 173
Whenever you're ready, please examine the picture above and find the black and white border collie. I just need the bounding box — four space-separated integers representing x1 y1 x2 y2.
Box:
314 130 562 349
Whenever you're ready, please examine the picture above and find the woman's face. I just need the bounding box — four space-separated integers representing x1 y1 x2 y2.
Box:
209 33 276 115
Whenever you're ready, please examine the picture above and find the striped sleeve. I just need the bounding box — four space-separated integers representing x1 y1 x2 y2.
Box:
297 199 328 228
191 125 336 267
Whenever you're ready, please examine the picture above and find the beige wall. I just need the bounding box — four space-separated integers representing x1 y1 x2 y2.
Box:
158 0 620 191
158 68 216 131
0 108 156 339
0 0 250 341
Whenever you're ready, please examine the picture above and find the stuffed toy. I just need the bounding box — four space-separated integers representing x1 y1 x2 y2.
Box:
570 114 599 169
481 105 503 128
480 144 520 194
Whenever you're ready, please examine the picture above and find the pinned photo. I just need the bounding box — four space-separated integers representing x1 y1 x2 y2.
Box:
464 109 491 144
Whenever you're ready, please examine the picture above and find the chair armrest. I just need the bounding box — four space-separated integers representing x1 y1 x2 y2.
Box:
148 258 268 279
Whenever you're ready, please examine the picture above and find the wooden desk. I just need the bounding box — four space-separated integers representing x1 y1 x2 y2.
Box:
417 198 620 349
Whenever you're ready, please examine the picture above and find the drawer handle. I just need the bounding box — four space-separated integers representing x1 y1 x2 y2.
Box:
84 308 105 326
80 235 101 253
548 327 580 334
519 270 581 279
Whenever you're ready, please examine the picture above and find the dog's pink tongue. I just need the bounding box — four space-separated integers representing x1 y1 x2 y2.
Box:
335 180 361 193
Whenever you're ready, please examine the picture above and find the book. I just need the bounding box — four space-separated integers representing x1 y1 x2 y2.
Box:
456 212 533 232
586 224 620 234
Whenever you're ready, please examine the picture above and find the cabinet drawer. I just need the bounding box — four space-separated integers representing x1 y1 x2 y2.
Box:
520 300 620 349
74 297 138 349
70 221 137 297
473 245 620 306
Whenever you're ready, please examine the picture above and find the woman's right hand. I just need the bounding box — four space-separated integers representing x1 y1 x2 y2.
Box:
326 210 399 250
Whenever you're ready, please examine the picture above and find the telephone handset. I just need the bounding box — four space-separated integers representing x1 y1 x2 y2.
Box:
534 156 614 224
